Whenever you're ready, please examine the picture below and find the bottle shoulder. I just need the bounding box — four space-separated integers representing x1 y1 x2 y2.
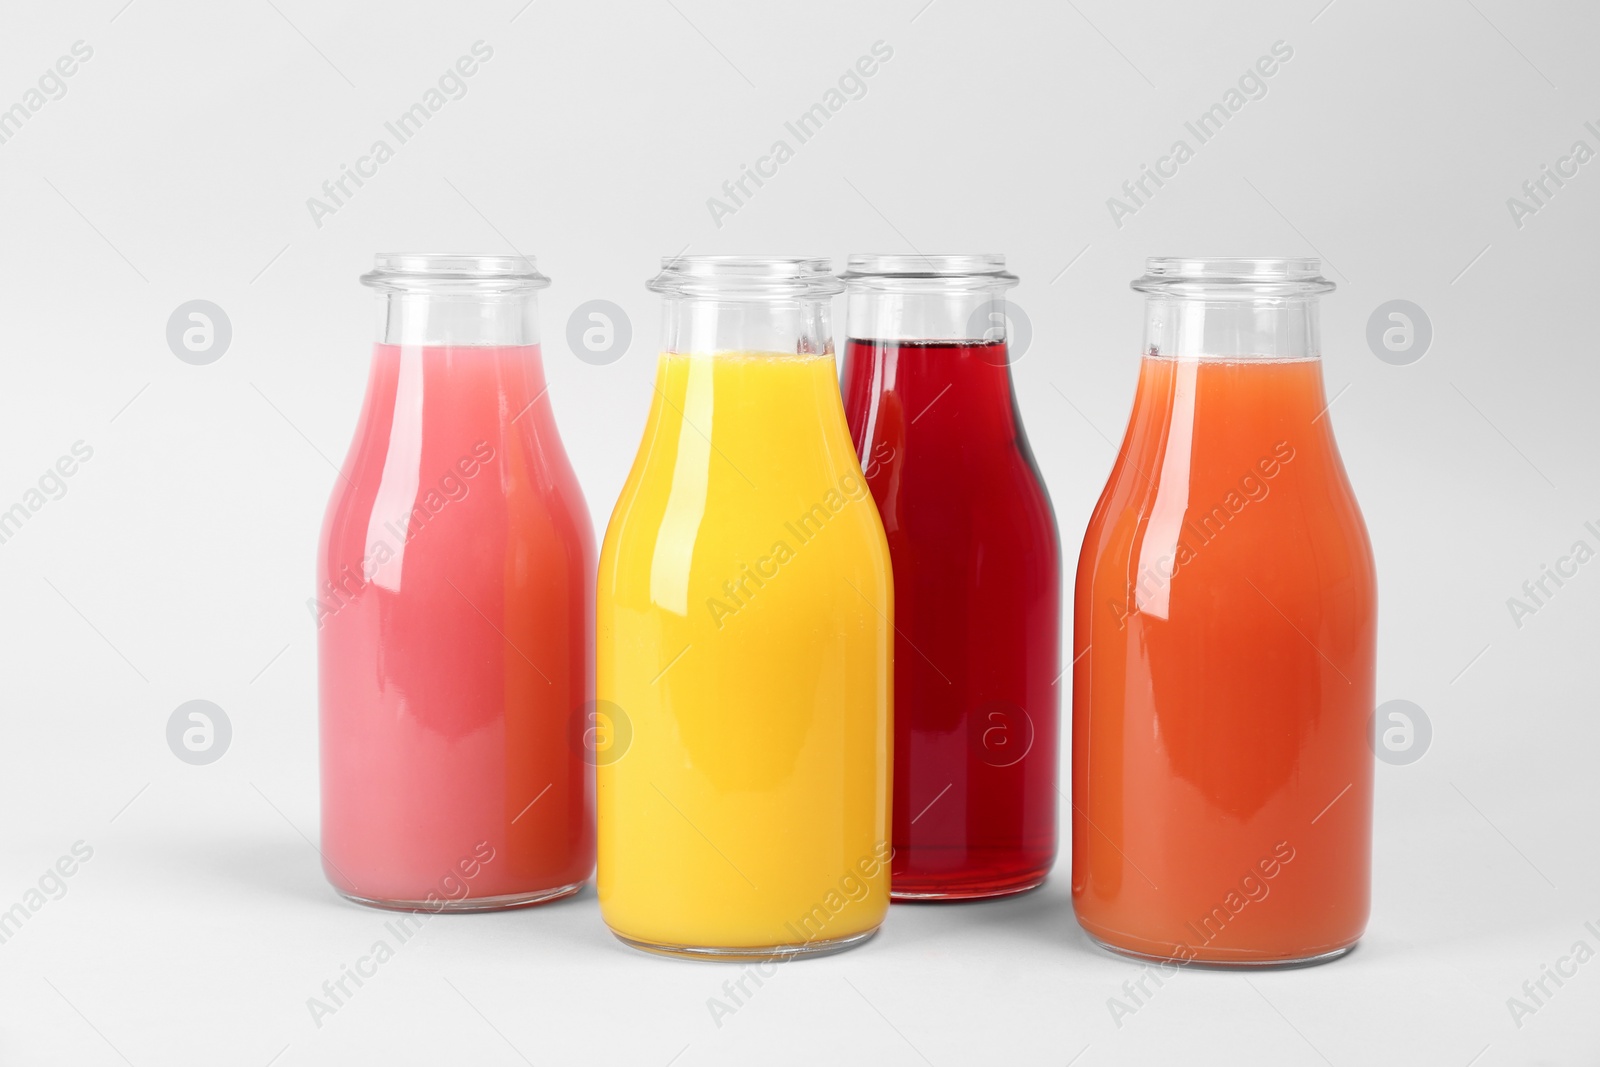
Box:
1077 446 1375 608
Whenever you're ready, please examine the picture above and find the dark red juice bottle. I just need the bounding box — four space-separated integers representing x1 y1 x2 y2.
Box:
840 254 1061 900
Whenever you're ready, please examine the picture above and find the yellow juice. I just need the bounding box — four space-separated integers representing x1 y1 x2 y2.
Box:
597 350 893 956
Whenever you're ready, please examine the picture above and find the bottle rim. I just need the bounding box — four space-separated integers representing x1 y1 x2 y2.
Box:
841 253 1017 291
647 255 843 298
1132 257 1335 296
361 253 551 293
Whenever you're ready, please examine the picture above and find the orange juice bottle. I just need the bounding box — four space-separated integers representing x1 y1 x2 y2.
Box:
597 257 893 960
1073 258 1376 965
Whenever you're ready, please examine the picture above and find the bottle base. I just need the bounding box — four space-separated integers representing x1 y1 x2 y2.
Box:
891 871 1048 902
609 925 880 962
336 880 586 913
1085 932 1358 969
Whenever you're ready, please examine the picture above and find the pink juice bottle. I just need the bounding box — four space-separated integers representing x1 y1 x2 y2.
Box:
316 254 595 909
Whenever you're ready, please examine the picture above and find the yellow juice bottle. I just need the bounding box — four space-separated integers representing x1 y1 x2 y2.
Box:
597 257 892 960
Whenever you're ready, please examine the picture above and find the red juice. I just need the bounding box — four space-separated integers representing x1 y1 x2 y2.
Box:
841 337 1061 899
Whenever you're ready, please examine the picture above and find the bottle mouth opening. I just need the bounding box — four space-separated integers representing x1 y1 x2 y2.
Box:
361 253 551 293
647 255 843 298
1132 257 1334 296
841 253 1017 291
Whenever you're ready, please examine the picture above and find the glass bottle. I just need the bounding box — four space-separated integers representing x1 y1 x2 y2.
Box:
840 254 1061 900
1073 257 1376 964
317 253 595 910
597 256 892 959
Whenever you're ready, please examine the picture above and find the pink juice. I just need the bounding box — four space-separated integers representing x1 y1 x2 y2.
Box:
317 342 595 908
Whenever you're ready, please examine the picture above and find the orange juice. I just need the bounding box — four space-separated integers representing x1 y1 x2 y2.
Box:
597 349 893 958
1074 352 1376 964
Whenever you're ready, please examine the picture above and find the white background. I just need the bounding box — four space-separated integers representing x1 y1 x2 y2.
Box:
1 0 1596 1063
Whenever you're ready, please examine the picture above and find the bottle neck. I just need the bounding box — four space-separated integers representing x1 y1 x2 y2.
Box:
659 295 833 356
1142 295 1322 361
375 291 541 347
846 286 1011 344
